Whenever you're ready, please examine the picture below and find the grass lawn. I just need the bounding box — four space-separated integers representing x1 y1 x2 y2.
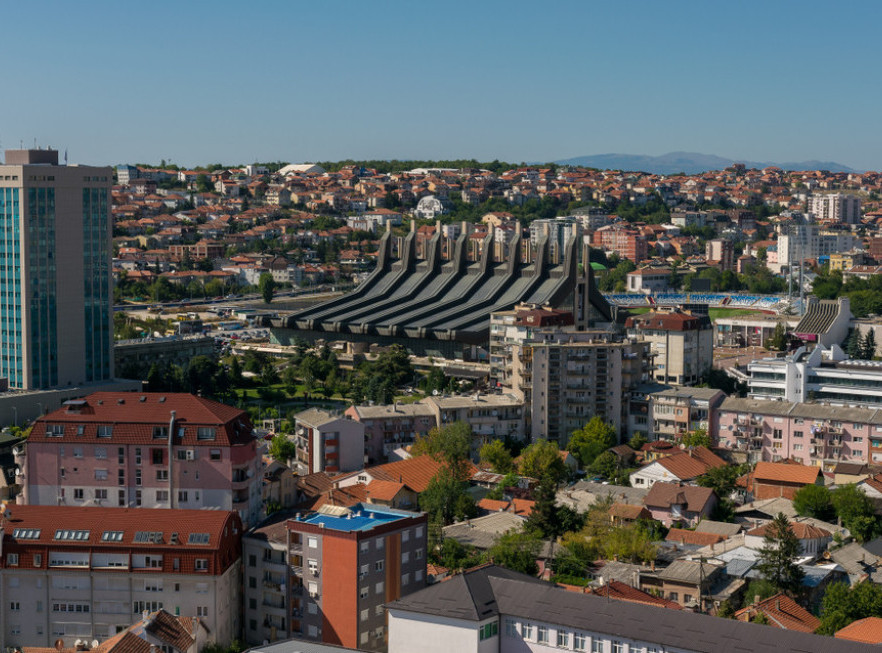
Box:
623 307 764 321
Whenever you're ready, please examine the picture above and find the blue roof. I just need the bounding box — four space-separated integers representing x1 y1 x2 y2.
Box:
296 503 414 533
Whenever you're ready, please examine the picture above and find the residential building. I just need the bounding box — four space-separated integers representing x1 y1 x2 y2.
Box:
345 403 436 465
706 239 735 271
744 521 831 557
625 308 713 386
734 594 821 633
629 445 726 489
529 217 581 264
747 461 824 500
836 617 882 644
592 224 648 263
649 386 725 442
626 267 670 293
639 559 725 611
420 393 525 458
716 397 882 468
16 392 263 526
385 565 872 653
292 409 365 475
0 149 113 389
0 505 242 650
807 193 861 224
714 314 799 348
774 223 861 273
642 481 717 527
243 503 427 651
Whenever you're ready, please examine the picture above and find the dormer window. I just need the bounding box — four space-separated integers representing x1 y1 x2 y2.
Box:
197 427 216 441
152 426 168 439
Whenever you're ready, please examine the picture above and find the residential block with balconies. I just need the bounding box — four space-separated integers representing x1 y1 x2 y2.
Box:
292 409 366 475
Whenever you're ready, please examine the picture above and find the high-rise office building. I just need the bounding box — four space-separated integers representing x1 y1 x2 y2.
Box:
0 149 113 389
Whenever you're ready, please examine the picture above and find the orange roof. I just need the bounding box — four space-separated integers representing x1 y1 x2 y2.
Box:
734 593 820 633
609 503 650 521
747 521 831 540
511 498 535 516
665 528 726 547
367 455 478 493
477 498 511 512
588 580 683 610
753 461 821 485
365 479 407 502
656 447 725 480
836 617 882 643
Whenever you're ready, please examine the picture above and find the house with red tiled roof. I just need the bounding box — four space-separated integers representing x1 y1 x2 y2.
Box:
584 580 683 610
745 520 832 557
20 392 263 526
749 461 823 500
734 593 820 633
835 617 882 644
0 505 241 648
629 446 726 489
365 479 417 510
665 528 726 547
643 482 717 527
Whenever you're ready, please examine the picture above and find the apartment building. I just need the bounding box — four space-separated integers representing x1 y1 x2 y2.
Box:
344 403 436 464
592 224 648 263
625 308 712 386
0 149 113 389
774 223 862 273
385 565 868 653
16 392 263 527
421 393 525 456
716 397 880 468
650 387 725 442
292 409 365 474
529 218 581 264
705 238 735 271
807 193 861 224
748 344 882 408
242 503 427 651
0 506 242 651
626 267 670 294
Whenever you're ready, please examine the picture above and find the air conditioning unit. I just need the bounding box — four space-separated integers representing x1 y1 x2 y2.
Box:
185 450 196 461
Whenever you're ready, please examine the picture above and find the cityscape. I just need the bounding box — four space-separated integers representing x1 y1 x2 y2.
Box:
4 2 882 653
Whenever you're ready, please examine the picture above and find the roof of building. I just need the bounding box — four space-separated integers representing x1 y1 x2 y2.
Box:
836 617 882 644
362 454 478 494
386 565 877 652
609 503 650 521
244 635 368 653
476 498 511 512
586 579 682 610
441 512 526 549
365 480 407 502
753 461 821 485
293 408 340 428
0 505 239 550
656 559 721 585
291 502 417 533
29 392 253 446
695 520 743 537
665 528 726 547
747 521 831 540
644 482 716 513
647 446 726 481
625 309 711 332
734 593 821 633
347 403 435 419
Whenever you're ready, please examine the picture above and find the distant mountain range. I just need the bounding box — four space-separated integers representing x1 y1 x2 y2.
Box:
553 151 856 175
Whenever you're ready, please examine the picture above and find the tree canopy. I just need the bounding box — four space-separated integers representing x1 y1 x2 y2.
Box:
519 439 568 483
755 513 805 595
792 484 834 522
567 416 617 468
480 439 514 474
817 581 882 635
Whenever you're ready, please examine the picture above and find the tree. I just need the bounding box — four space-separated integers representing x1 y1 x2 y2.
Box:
432 537 482 571
480 439 514 474
845 329 862 359
862 329 878 360
696 464 743 500
680 428 712 448
519 439 567 483
420 465 476 526
485 530 541 576
259 272 276 304
831 484 879 543
817 581 882 635
792 484 834 521
411 421 472 473
628 432 648 451
268 433 297 462
525 475 585 538
589 451 619 480
567 416 617 468
768 322 787 351
755 513 805 595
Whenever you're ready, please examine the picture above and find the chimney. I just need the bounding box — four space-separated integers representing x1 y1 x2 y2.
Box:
753 594 761 606
191 618 198 640
775 598 781 611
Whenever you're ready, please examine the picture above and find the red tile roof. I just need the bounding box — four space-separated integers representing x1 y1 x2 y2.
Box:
30 393 253 447
365 480 407 502
734 593 820 633
609 503 651 521
747 521 831 540
835 617 882 644
366 455 478 494
477 498 511 512
753 461 821 485
665 528 726 547
644 482 715 513
587 580 683 610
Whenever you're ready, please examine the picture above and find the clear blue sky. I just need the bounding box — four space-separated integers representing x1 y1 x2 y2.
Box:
3 0 880 170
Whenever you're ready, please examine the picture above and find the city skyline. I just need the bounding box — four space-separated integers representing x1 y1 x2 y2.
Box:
2 1 881 170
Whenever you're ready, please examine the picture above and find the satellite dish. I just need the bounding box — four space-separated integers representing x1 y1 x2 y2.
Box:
75 640 83 647
92 640 100 649
432 390 439 396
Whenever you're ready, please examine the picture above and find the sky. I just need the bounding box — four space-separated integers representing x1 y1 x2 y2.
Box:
2 0 881 170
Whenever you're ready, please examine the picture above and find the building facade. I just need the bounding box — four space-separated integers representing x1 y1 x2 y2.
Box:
625 308 713 386
17 392 263 527
292 409 366 474
0 506 242 651
807 193 861 224
0 149 113 389
243 503 427 651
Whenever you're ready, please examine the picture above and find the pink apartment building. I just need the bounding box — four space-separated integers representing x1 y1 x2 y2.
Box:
15 392 263 526
715 397 880 470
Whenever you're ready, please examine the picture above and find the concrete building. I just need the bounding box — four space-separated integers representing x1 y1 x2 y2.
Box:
345 403 436 465
115 335 216 381
242 503 427 651
716 397 882 468
421 393 525 457
0 149 113 389
807 193 861 224
292 409 366 474
714 314 799 348
0 505 242 650
773 223 862 274
625 308 713 386
706 239 735 271
16 392 263 527
385 565 872 653
649 386 725 442
529 218 581 264
592 224 648 263
626 268 670 294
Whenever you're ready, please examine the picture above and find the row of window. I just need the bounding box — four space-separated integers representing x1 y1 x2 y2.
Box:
504 619 660 653
44 425 217 440
5 552 209 570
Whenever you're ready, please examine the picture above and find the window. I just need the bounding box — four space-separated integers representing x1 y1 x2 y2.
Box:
360 586 369 599
197 606 208 618
538 625 549 644
360 633 368 645
794 430 803 439
136 469 142 486
95 447 107 459
415 569 423 582
773 429 783 440
416 549 423 559
360 609 369 622
188 533 210 545
7 553 19 565
360 541 370 553
376 537 385 550
308 602 318 615
119 469 125 486
308 582 318 598
522 623 534 641
375 605 384 616
54 529 90 541
210 449 221 460
74 488 84 500
178 490 188 502
136 490 142 506
153 426 168 439
416 525 424 538
156 490 169 502
95 469 108 481
480 622 499 641
669 592 678 601
375 560 384 572
134 531 163 543
592 639 604 653
197 427 216 440
98 425 113 438
10 601 20 611
34 554 42 567
375 581 384 594
152 449 164 464
401 552 410 564
558 630 570 647
613 643 624 653
135 448 142 465
195 559 208 571
248 598 256 610
402 529 410 543
118 447 125 463
308 536 318 548
12 528 41 540
574 633 587 651
402 573 410 585
95 489 108 500
360 563 369 579
144 579 163 592
248 577 257 589
73 447 84 458
505 619 518 637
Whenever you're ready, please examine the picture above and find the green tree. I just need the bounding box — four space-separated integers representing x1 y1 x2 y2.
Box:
411 421 472 472
792 484 834 521
589 451 620 479
696 463 743 499
845 329 863 358
432 537 482 571
680 428 712 448
768 322 787 351
485 530 541 576
258 272 276 304
862 329 878 360
628 432 648 451
519 439 567 483
268 433 297 462
480 439 514 474
831 484 879 543
817 581 882 635
743 578 779 607
567 416 617 468
420 465 477 526
755 513 805 595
